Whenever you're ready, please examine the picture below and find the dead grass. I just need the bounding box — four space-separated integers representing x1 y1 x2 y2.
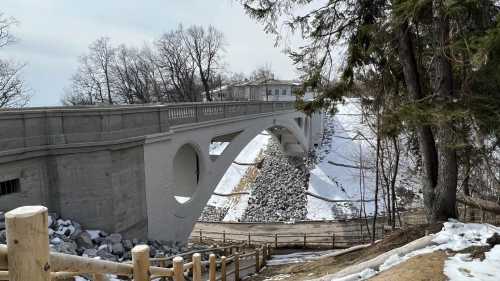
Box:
226 150 264 208
368 251 449 281
249 223 443 281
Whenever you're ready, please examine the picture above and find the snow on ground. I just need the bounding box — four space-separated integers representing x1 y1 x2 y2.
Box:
444 246 500 281
306 99 377 220
267 244 372 266
222 193 251 222
320 221 500 281
206 133 270 209
267 250 337 265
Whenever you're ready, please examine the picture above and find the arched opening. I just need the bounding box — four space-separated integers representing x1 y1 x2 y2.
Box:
201 122 308 222
172 143 200 204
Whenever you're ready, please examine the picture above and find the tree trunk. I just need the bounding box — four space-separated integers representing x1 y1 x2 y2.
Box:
457 193 500 215
395 21 439 220
201 75 212 102
390 136 400 228
430 0 458 222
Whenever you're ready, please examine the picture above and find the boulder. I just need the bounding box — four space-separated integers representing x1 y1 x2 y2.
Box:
75 231 94 249
111 242 125 256
107 233 122 244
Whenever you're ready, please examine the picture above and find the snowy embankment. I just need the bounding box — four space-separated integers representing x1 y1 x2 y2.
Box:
306 100 376 220
301 221 500 281
203 98 420 222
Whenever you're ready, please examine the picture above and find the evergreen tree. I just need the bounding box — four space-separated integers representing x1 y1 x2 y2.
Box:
241 0 500 222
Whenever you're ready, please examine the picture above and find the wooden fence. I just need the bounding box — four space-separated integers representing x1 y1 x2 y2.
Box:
0 206 271 281
192 227 385 249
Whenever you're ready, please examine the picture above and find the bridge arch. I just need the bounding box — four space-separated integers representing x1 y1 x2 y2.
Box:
144 112 313 241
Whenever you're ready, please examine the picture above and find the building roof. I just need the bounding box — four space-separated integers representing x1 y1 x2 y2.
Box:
234 78 301 87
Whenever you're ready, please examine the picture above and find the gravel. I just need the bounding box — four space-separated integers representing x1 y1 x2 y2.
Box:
241 140 308 222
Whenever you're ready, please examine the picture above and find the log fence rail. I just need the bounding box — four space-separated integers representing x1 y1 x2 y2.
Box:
0 206 272 281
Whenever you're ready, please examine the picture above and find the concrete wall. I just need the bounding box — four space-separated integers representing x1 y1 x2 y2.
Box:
0 145 147 238
0 158 49 211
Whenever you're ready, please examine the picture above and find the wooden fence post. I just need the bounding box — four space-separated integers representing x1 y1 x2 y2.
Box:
192 253 202 281
173 256 184 281
159 260 167 281
234 253 240 281
209 254 216 281
331 233 335 249
274 233 278 248
199 230 203 243
221 256 227 281
303 233 307 248
223 230 226 244
262 246 267 267
5 206 50 281
255 249 260 273
248 233 251 247
132 245 150 281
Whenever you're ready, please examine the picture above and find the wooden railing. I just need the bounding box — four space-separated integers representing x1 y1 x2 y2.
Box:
0 206 272 281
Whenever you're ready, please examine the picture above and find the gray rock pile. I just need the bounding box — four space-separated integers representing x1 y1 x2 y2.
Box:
199 205 229 222
0 211 209 262
241 140 308 222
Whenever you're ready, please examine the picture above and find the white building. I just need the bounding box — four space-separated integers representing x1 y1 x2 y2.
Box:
203 78 301 102
229 78 300 101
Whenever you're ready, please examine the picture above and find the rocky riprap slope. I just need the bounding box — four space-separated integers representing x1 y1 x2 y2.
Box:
199 205 229 222
0 211 209 262
241 140 308 222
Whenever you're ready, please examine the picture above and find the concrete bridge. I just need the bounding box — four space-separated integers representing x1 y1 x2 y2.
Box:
0 101 323 243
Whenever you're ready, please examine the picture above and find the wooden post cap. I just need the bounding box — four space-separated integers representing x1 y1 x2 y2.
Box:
132 245 150 253
5 206 48 219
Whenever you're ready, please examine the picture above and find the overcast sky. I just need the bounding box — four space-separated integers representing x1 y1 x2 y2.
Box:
1 0 299 106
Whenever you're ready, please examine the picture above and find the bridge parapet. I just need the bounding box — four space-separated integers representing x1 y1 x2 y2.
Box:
0 101 295 154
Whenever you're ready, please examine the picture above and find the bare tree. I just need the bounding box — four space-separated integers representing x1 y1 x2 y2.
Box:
156 27 199 102
0 13 29 108
0 60 28 107
111 45 164 104
64 37 116 105
251 64 275 101
89 37 114 104
64 25 227 105
183 25 225 102
0 13 17 48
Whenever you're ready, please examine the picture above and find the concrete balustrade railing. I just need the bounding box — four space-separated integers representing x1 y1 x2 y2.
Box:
0 206 271 281
0 101 294 154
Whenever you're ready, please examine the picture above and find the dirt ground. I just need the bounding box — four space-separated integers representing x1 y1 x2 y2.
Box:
248 223 444 281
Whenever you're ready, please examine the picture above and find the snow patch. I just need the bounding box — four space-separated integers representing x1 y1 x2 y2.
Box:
318 221 500 281
444 246 500 281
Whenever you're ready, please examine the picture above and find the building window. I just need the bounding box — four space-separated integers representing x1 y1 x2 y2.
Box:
282 89 287 95
274 89 279 96
0 179 20 197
